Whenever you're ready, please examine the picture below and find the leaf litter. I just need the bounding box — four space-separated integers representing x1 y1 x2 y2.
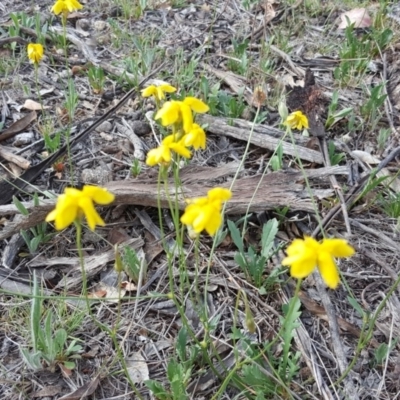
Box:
0 0 400 399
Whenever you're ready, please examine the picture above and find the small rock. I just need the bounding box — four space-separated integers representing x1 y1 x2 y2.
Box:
13 132 34 147
76 18 90 31
94 20 108 31
81 166 112 185
95 121 113 133
131 120 151 136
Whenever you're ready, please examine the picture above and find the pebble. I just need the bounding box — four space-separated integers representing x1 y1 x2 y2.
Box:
13 132 34 147
81 166 112 185
95 120 113 133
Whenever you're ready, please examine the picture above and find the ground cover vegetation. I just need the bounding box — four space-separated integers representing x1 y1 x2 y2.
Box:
0 0 400 398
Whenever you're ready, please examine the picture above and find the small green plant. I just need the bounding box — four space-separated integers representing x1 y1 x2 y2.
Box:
377 128 391 153
130 158 142 177
13 194 52 254
328 141 345 166
38 118 61 154
228 218 281 288
87 65 105 94
145 327 198 400
122 246 147 284
65 78 79 120
227 39 249 75
334 23 393 86
325 90 354 130
373 339 398 367
270 143 283 171
20 274 83 371
360 83 387 130
379 191 400 219
215 91 246 119
200 77 220 116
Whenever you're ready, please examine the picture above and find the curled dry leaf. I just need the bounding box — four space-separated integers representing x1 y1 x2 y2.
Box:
337 8 372 30
351 150 380 165
126 352 149 384
22 99 49 111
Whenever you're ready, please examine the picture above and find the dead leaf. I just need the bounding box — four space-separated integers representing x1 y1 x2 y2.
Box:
121 281 137 291
32 385 62 398
93 282 125 303
126 352 149 383
58 378 100 400
337 8 372 30
39 87 55 96
23 99 49 111
59 363 73 378
0 111 36 142
88 289 107 298
351 150 380 164
262 0 276 24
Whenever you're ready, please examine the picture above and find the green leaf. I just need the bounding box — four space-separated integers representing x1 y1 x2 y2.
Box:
54 329 67 352
62 361 76 370
228 220 244 253
261 219 278 258
347 296 364 318
176 327 187 363
30 271 41 353
375 343 389 365
13 196 29 216
145 380 170 400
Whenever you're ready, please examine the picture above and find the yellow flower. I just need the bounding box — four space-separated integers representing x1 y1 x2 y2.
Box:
283 111 309 130
155 97 209 133
141 84 176 101
51 0 83 15
181 188 232 236
46 185 115 231
27 43 44 64
182 123 206 150
281 237 355 289
146 134 191 166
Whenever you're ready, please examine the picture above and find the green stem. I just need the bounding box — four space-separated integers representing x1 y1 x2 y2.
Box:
75 221 143 399
336 271 400 386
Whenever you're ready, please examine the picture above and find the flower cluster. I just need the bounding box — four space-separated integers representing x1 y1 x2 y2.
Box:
51 0 83 16
142 83 209 167
282 236 355 289
46 185 115 231
284 110 309 130
27 43 44 64
141 84 176 102
180 188 232 236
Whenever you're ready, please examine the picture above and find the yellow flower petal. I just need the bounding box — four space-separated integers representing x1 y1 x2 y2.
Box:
318 251 340 289
45 185 113 231
155 101 180 126
183 124 206 150
320 238 355 258
282 236 354 289
82 186 115 205
170 142 191 159
51 0 83 14
180 103 193 133
51 0 65 14
159 84 176 94
284 111 309 130
141 86 157 98
183 97 210 113
27 43 44 64
181 188 231 236
208 188 232 203
288 260 316 279
79 196 105 231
